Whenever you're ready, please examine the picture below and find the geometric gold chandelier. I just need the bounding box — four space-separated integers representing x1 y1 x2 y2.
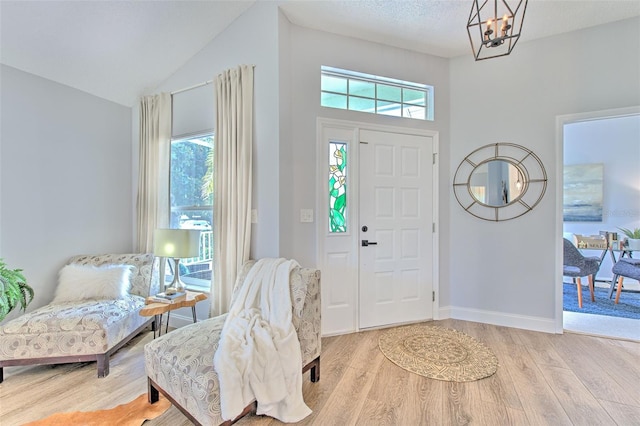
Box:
467 0 528 61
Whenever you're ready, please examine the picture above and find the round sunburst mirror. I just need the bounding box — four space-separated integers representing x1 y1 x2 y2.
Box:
453 143 547 221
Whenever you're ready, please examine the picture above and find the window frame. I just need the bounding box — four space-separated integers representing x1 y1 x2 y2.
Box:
321 66 434 121
165 131 214 292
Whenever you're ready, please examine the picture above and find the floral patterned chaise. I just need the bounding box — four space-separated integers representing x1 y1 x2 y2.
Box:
0 253 160 382
144 260 321 426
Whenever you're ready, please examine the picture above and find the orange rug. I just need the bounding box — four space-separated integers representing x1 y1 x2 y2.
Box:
23 393 172 426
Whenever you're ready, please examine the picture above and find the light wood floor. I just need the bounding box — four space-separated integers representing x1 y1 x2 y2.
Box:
1 318 639 425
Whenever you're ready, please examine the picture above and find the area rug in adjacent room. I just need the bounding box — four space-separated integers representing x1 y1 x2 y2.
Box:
563 282 640 320
23 393 171 426
378 324 498 382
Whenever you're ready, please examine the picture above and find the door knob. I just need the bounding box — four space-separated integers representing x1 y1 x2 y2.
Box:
362 240 378 247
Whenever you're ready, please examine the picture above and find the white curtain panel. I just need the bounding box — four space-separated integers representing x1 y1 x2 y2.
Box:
136 93 171 252
211 65 254 317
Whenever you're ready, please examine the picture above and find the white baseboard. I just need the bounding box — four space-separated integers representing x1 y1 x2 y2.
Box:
438 305 451 319
442 305 557 334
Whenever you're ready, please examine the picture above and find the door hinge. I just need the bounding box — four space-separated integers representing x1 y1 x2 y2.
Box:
432 291 435 302
432 153 437 164
432 223 436 233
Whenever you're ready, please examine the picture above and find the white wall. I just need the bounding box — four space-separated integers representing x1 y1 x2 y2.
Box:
0 64 133 319
283 24 451 299
136 1 282 259
278 9 294 264
449 17 640 331
563 114 640 277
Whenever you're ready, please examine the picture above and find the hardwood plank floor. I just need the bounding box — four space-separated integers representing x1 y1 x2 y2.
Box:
1 318 639 425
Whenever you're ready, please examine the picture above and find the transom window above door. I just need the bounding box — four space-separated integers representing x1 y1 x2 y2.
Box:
320 66 434 121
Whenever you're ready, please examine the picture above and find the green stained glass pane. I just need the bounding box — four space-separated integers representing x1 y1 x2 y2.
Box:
403 88 426 105
321 75 347 94
377 84 402 102
322 93 347 109
350 79 375 98
329 141 347 233
377 101 402 117
349 96 375 113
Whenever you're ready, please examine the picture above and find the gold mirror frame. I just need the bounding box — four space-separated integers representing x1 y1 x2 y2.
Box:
453 143 547 221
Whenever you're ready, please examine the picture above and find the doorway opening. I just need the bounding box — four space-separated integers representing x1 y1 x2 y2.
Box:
558 107 640 341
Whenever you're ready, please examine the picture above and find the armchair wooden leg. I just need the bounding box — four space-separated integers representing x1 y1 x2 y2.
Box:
310 357 320 383
615 276 624 304
148 378 160 404
576 277 583 308
588 275 595 302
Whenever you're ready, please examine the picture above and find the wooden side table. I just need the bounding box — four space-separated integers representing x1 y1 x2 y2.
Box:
140 292 207 337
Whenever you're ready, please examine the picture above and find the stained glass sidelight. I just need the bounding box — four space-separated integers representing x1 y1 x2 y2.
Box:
329 141 347 233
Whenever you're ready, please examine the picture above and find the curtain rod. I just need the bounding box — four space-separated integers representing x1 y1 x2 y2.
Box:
171 79 213 96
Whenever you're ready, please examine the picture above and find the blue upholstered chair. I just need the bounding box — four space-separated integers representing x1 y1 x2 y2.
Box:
563 238 600 308
610 258 640 304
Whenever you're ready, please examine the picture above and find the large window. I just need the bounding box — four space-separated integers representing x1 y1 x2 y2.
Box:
166 133 214 288
321 66 434 121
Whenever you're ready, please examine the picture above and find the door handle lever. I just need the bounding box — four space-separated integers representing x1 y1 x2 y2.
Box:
362 240 378 247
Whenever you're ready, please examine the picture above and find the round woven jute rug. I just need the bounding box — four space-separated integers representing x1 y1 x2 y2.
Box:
378 324 499 382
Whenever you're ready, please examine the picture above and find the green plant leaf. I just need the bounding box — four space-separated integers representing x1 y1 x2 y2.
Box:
618 227 640 239
0 259 34 322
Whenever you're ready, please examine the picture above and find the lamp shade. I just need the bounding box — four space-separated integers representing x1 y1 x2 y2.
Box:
153 229 201 258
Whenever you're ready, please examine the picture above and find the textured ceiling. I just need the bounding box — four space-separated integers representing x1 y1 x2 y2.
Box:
1 1 638 106
281 1 640 58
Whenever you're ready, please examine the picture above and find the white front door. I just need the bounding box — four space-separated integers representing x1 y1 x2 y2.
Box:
358 129 434 329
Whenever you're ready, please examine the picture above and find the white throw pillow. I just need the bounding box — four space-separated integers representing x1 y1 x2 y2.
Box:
53 264 133 303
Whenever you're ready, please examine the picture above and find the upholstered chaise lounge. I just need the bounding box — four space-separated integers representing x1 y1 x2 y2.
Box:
144 260 321 426
0 253 159 382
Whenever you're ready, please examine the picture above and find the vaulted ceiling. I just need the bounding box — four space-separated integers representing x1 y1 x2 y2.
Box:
1 1 638 106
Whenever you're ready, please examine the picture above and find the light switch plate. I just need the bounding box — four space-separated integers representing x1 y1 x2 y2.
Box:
300 209 314 223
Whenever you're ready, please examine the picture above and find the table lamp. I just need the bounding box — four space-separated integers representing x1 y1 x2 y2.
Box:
153 228 201 292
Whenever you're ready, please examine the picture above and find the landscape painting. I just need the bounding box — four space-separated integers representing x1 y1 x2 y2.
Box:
563 163 604 222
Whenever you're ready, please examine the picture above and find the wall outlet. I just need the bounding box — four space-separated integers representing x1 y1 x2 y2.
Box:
251 209 258 223
300 209 314 223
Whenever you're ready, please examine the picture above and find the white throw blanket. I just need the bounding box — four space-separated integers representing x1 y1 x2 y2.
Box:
213 258 312 423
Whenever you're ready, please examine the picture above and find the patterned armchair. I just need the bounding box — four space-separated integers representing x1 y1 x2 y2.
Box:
144 260 321 426
0 253 160 382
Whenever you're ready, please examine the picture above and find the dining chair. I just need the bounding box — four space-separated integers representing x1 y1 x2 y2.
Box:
563 238 600 308
610 258 640 304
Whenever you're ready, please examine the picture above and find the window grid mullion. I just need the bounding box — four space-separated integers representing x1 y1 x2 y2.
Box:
321 67 432 121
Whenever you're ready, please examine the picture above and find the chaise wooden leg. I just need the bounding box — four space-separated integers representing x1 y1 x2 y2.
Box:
576 277 583 308
588 275 595 302
148 378 160 404
0 367 3 383
97 354 109 378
